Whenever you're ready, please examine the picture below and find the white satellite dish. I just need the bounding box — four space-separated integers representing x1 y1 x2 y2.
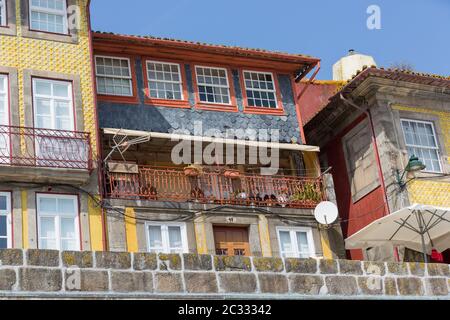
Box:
314 201 338 225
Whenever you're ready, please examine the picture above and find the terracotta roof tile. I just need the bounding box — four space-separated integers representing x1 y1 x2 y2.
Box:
92 31 320 63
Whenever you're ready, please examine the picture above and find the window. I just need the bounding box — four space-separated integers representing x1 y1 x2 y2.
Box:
343 120 380 202
195 66 230 105
145 222 188 254
37 194 80 251
95 56 133 97
29 0 68 34
33 78 74 131
277 227 315 258
401 119 442 173
0 0 6 26
0 192 11 249
0 74 9 160
146 61 183 100
243 71 278 109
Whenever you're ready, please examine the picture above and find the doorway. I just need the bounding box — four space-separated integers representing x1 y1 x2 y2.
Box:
213 226 250 256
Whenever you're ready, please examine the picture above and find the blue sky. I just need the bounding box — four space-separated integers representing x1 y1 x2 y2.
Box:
91 0 449 80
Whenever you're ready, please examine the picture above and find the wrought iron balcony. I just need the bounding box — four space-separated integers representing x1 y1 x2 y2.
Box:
0 125 92 171
105 165 325 209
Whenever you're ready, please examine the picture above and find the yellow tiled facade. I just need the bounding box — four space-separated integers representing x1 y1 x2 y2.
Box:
0 0 97 154
393 105 450 208
0 0 103 250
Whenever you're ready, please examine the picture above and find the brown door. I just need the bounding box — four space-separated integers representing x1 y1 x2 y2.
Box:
213 226 250 256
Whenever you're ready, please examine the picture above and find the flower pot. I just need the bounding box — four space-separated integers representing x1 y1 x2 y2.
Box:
224 169 241 179
184 167 200 177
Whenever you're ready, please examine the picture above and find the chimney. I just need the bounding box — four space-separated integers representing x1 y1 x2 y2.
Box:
332 50 377 81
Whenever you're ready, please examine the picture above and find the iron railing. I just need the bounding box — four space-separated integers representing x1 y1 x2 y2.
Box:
106 166 325 209
0 125 92 170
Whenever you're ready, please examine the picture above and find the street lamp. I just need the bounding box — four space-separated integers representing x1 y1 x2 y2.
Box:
395 155 426 188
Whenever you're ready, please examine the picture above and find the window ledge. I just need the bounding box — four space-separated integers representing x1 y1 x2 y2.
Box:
144 98 191 109
195 103 239 113
243 106 286 116
97 94 139 104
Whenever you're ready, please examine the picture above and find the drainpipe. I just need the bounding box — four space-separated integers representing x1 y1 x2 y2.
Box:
339 94 400 262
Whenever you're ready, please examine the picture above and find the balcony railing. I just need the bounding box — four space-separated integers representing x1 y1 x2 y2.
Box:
0 125 92 170
105 165 325 209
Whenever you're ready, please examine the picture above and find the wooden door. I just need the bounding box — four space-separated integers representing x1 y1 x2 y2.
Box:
213 226 250 256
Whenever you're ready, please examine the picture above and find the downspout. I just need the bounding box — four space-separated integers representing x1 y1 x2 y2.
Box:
339 94 400 261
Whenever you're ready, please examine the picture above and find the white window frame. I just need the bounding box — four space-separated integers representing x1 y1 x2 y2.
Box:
195 65 231 105
29 0 69 34
145 221 188 254
0 192 12 249
146 60 184 101
95 55 133 97
32 78 74 131
400 118 442 173
0 0 6 26
243 70 278 109
36 193 80 251
276 226 315 258
0 74 10 163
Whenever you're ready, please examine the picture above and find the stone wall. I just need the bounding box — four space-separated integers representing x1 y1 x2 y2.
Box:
0 249 449 299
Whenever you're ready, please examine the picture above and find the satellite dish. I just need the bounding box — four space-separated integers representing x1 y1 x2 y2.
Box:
314 201 338 225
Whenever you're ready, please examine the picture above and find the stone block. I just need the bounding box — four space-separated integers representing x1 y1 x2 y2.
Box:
338 260 363 275
158 253 182 271
397 277 424 296
218 273 257 293
384 277 398 296
427 263 449 277
0 269 16 290
65 270 109 292
387 262 408 275
408 262 426 276
183 254 212 271
425 278 448 296
62 251 93 268
285 258 317 274
95 252 131 269
214 256 251 272
358 276 383 295
0 249 23 266
289 275 324 295
319 259 338 274
111 271 153 292
253 257 284 272
20 268 62 292
133 253 157 271
363 261 385 276
325 276 359 295
155 272 183 293
184 272 218 293
258 274 288 294
26 249 59 267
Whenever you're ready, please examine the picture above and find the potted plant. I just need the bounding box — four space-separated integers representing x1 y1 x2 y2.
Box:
289 183 322 206
184 164 202 177
224 169 241 179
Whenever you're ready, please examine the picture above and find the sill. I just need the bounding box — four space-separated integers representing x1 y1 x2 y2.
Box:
0 25 10 29
195 103 239 113
28 28 70 37
144 98 191 109
97 94 139 104
244 106 286 116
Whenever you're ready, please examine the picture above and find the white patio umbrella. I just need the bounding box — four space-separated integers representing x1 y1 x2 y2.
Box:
345 204 450 263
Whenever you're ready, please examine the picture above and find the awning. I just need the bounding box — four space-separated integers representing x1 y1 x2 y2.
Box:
102 128 320 152
345 204 450 262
